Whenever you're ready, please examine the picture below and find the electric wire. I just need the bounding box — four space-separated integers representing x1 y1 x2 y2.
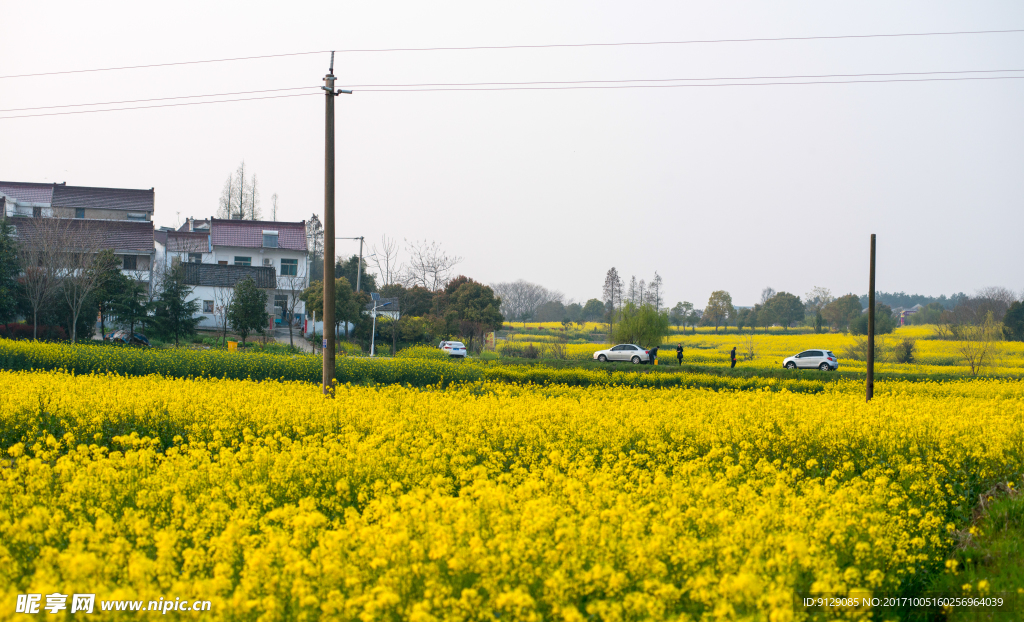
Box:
2 28 1022 79
344 68 1024 88
0 93 319 119
3 71 1023 120
0 86 320 113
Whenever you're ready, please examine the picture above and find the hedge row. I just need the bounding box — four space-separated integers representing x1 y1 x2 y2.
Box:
0 339 830 393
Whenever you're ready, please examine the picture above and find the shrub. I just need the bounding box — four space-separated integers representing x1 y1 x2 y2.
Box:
0 323 68 342
395 345 446 360
893 339 916 364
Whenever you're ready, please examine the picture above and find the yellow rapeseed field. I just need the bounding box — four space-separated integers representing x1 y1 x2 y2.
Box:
2 369 1022 620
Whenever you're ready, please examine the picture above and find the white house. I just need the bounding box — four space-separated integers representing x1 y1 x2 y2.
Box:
165 217 311 326
181 263 277 329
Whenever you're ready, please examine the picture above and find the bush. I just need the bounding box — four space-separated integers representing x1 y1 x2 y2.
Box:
395 345 446 360
0 323 68 342
893 339 916 364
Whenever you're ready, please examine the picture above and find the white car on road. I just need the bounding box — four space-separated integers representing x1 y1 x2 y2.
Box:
783 349 838 371
593 344 651 364
439 341 467 358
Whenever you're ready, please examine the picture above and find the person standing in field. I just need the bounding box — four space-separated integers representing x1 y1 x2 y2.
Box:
676 343 683 365
730 346 737 369
649 345 659 365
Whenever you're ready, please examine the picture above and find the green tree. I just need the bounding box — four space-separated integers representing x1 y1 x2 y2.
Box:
150 265 201 345
814 310 824 334
336 255 377 293
227 276 269 344
1003 301 1024 341
301 277 359 340
90 249 125 339
734 308 751 332
581 298 605 322
435 277 503 351
612 302 670 347
822 294 863 332
765 291 804 330
0 221 19 324
110 276 149 337
703 291 734 333
850 303 897 335
669 301 693 330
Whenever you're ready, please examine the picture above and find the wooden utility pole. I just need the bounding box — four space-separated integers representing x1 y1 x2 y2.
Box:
321 53 353 396
866 233 876 402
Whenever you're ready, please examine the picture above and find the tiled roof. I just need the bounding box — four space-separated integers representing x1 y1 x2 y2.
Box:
51 184 154 212
183 263 277 289
0 182 54 205
167 231 210 252
11 218 154 253
210 218 306 251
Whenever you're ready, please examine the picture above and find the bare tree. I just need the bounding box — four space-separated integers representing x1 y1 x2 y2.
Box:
646 272 663 309
369 235 402 287
953 312 1001 376
490 280 556 326
58 221 108 342
213 287 235 345
14 216 69 340
760 287 776 306
270 193 278 221
403 239 461 291
216 161 261 220
627 276 638 304
278 267 308 349
804 286 834 315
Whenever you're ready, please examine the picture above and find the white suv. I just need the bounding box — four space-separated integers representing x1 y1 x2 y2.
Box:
783 349 838 371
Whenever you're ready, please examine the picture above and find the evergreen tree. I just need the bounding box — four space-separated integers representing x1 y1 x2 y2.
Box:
0 221 19 324
151 265 201 345
228 276 269 344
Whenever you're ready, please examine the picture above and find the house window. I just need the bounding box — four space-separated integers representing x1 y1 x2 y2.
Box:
203 300 214 314
274 294 288 310
262 231 279 248
188 253 202 263
280 258 298 276
122 255 137 270
127 212 147 221
33 206 42 218
75 208 85 219
218 260 227 265
234 256 251 266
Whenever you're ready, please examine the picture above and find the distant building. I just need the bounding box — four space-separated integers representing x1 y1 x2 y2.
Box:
2 181 156 285
181 263 277 329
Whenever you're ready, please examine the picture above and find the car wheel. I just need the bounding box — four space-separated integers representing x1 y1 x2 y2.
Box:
819 363 830 372
598 354 607 362
631 356 641 364
785 362 796 369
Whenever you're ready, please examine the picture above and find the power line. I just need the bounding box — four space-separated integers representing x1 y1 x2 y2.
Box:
2 28 1022 79
357 75 1024 92
3 73 1022 120
6 68 1022 114
344 68 1024 88
0 86 319 113
0 92 319 119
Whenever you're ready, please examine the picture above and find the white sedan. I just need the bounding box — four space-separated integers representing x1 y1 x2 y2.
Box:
593 344 650 364
439 341 467 358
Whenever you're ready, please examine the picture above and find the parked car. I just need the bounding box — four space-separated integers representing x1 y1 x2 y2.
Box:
440 341 467 358
783 349 838 371
108 329 150 347
592 344 650 364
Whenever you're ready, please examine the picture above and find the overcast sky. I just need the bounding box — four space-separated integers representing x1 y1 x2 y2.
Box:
2 1 1022 307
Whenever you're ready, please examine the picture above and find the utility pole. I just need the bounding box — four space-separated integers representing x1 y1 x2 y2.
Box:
356 236 364 293
866 233 876 402
321 51 352 396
